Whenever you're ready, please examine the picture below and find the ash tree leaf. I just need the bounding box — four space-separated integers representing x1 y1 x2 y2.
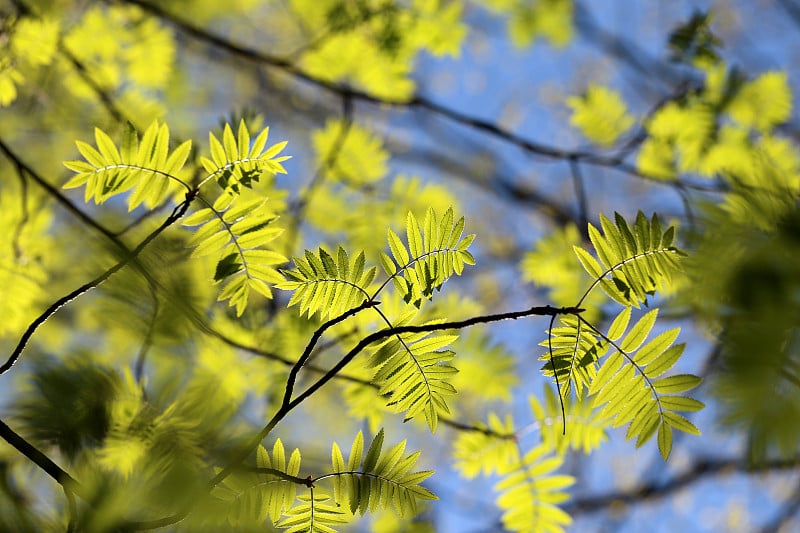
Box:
383 208 475 307
201 119 290 194
63 120 192 209
184 195 286 315
277 246 376 320
326 429 437 524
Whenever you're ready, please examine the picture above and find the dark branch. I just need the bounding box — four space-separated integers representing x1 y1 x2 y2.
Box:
201 305 582 508
573 1 681 93
243 467 313 487
0 418 85 499
281 299 379 410
285 94 354 251
288 305 583 415
0 195 194 375
13 0 127 123
114 0 664 177
58 42 127 124
566 456 800 514
0 137 121 244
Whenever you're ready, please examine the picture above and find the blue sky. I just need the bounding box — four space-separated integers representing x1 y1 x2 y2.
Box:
392 2 800 532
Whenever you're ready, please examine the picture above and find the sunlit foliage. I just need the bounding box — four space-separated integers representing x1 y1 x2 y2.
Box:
0 2 797 532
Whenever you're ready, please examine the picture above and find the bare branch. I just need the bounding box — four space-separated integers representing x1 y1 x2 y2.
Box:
566 456 800 514
0 418 86 499
0 194 195 375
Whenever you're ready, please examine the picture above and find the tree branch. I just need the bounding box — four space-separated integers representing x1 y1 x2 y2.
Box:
0 137 121 244
280 299 379 411
195 305 583 514
565 456 800 514
288 305 583 425
0 418 85 499
0 193 195 375
13 0 127 124
243 467 313 487
113 0 664 177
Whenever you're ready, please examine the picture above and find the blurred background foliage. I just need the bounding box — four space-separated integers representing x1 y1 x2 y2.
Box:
1 0 800 531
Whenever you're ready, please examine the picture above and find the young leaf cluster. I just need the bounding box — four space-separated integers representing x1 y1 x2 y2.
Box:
452 413 576 533
366 327 459 432
529 385 609 456
183 194 286 315
380 207 475 307
541 314 602 398
495 445 574 533
452 413 519 479
63 121 191 209
329 429 437 519
588 307 703 459
277 246 377 320
213 439 301 527
535 211 701 460
277 492 349 533
201 120 290 193
574 211 683 307
541 309 702 460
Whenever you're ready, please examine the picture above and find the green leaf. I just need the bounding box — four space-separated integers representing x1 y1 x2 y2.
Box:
407 211 423 258
660 396 705 412
574 212 684 306
202 121 289 194
277 246 373 320
388 228 409 266
163 140 192 176
64 121 197 209
494 445 574 533
643 343 685 378
209 130 226 166
657 421 673 460
381 208 475 306
237 119 250 159
620 309 658 352
607 307 631 341
95 127 121 164
368 329 459 432
567 84 635 147
363 429 384 473
214 253 243 281
453 413 518 478
75 140 105 168
634 328 680 365
663 412 701 435
574 246 604 279
348 431 364 472
653 374 703 394
186 195 285 315
329 429 435 523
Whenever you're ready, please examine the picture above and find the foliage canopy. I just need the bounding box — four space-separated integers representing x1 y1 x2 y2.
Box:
1 1 799 532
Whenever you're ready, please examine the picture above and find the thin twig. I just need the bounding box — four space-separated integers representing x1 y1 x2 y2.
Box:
280 299 379 411
134 279 160 385
109 0 662 175
284 95 354 253
0 137 121 244
0 193 195 375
